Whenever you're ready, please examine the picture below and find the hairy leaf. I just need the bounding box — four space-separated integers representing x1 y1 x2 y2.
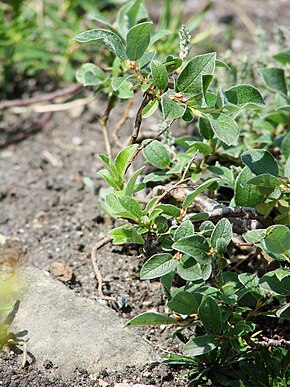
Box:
143 140 170 169
241 149 279 177
126 22 152 60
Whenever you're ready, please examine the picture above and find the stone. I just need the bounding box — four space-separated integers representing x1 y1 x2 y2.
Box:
10 267 158 377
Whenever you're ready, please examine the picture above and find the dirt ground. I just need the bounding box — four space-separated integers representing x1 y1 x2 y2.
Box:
0 0 289 386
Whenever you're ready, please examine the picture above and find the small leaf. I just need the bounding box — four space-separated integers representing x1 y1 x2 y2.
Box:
216 238 228 255
125 166 144 196
126 21 152 60
199 296 222 334
260 272 290 296
258 67 287 96
177 52 216 95
173 235 210 263
207 113 239 146
111 77 134 99
182 178 218 210
108 225 145 244
98 169 119 189
161 95 186 120
211 218 232 248
282 132 290 159
245 174 281 188
142 99 159 118
262 225 290 255
234 166 264 207
125 312 177 327
167 291 198 315
183 335 217 356
241 150 279 177
153 204 180 218
140 253 178 280
199 117 214 140
174 220 194 241
224 84 264 108
74 29 127 60
117 196 143 221
273 50 290 64
75 63 105 86
137 51 156 69
115 144 138 178
164 56 183 73
151 60 168 90
143 140 170 169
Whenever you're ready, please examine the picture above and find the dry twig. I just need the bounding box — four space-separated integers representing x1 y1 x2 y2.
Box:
91 237 115 301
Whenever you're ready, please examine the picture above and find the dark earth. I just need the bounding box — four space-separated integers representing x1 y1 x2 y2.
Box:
0 1 289 386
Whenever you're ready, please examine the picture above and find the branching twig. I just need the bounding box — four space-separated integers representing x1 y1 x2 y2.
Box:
0 84 82 110
91 236 115 301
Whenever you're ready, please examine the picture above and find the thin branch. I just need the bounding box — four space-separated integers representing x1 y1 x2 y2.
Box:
99 94 116 158
0 84 82 110
113 98 133 141
91 236 115 301
128 94 150 145
258 337 290 348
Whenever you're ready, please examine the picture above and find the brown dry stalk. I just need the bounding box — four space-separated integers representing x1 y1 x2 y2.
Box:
113 98 133 141
91 236 114 301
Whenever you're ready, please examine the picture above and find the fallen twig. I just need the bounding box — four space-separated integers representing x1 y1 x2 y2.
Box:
91 236 115 301
0 84 82 110
0 112 52 148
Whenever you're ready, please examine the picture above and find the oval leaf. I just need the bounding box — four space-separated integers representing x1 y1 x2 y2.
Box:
74 29 127 60
126 21 152 60
167 291 198 315
198 296 222 334
241 149 279 177
224 84 264 108
173 235 210 263
125 312 177 327
183 335 217 356
234 166 263 207
161 95 186 120
151 59 168 90
207 113 239 146
211 218 232 248
143 140 170 169
140 253 178 280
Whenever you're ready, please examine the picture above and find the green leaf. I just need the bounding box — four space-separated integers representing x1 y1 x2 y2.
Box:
137 51 156 69
173 235 210 263
199 296 222 334
116 0 146 37
161 95 186 120
164 56 183 73
125 312 177 327
245 174 281 188
142 140 170 169
174 220 194 241
199 117 214 140
98 169 119 189
108 225 145 244
74 29 127 61
153 204 180 218
125 167 144 196
176 52 216 95
260 272 290 296
224 84 264 108
282 132 290 159
211 218 232 248
234 166 264 207
262 225 290 255
183 335 217 356
115 144 138 178
241 149 279 177
273 50 290 64
111 77 134 99
126 22 152 61
216 238 228 255
182 178 218 210
207 113 239 146
258 67 287 96
117 196 143 221
142 99 159 118
140 253 178 280
75 63 105 86
167 291 198 315
238 273 263 298
151 60 168 91
216 59 231 70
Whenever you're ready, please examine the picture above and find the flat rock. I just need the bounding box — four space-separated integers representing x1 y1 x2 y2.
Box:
10 266 158 377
